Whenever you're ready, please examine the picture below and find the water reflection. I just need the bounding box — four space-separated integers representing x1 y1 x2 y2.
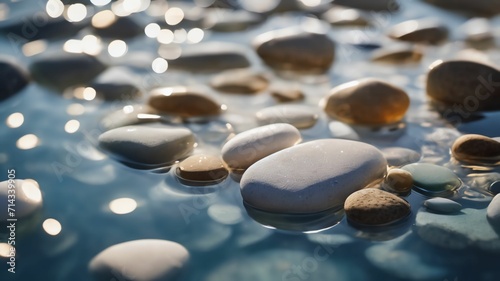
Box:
66 103 85 116
46 0 64 18
0 3 8 20
164 7 184 26
22 179 42 203
145 23 161 38
64 119 80 134
152 57 168 73
109 198 137 214
16 134 39 150
43 218 62 236
6 112 24 128
65 4 87 23
22 40 48 57
0 243 13 258
92 10 116 29
208 204 243 225
108 40 128 58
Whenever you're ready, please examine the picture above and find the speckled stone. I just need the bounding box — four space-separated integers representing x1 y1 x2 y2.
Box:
344 188 410 226
401 163 461 195
240 139 387 213
148 87 222 118
424 198 462 213
221 123 301 170
0 57 29 101
451 134 500 165
89 239 189 281
254 29 335 73
210 70 269 94
255 105 318 129
424 0 500 16
371 45 423 63
382 169 413 194
388 19 448 44
381 147 421 167
323 78 410 125
270 87 305 103
487 194 500 227
176 155 228 185
426 60 500 111
0 179 43 221
98 126 196 166
29 52 107 90
322 7 370 26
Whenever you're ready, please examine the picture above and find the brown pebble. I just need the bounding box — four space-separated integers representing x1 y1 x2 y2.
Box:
383 169 413 194
211 69 269 94
271 87 305 103
176 154 228 185
451 134 500 164
371 45 423 63
148 87 222 118
388 19 448 45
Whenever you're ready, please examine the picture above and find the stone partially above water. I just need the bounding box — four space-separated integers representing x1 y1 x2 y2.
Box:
98 126 196 166
334 0 399 11
210 70 269 94
90 67 142 101
89 239 189 281
92 15 143 39
388 19 448 44
240 139 387 213
254 29 335 74
148 87 222 118
426 60 500 111
401 163 461 195
176 154 229 186
270 87 305 103
323 78 410 125
344 188 411 226
487 194 500 227
382 169 413 194
381 147 421 166
371 45 423 64
221 123 301 170
424 198 462 213
451 134 500 165
0 57 29 101
255 105 319 129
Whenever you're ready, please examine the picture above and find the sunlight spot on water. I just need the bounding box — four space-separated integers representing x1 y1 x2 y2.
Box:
65 120 80 134
152 57 168 73
187 28 204 44
145 23 161 38
16 134 39 150
22 179 42 203
6 112 24 128
43 218 62 236
165 7 184 26
92 10 116 28
109 198 137 214
66 4 87 22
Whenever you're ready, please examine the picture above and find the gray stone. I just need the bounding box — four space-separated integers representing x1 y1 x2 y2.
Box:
388 19 448 44
255 105 319 129
90 67 142 101
0 16 87 42
328 121 360 140
381 147 421 167
424 198 462 213
334 0 399 11
490 181 500 194
487 194 500 227
424 0 500 16
92 15 143 39
0 179 43 221
221 123 301 170
0 57 29 101
210 69 269 94
401 163 461 195
203 9 264 32
89 239 189 281
240 139 387 213
98 126 196 166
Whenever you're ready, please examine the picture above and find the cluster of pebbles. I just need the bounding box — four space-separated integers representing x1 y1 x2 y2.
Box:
2 0 500 280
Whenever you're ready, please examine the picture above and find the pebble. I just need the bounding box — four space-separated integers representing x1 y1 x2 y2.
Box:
371 45 423 63
461 18 494 44
270 87 304 103
416 208 500 252
426 60 500 111
176 154 229 186
334 0 399 11
424 198 462 213
344 188 411 226
90 67 142 101
0 57 29 101
490 181 500 194
328 121 360 140
29 52 107 90
388 19 448 44
203 9 264 32
148 87 222 118
487 194 500 227
240 139 387 213
401 163 461 195
423 0 500 16
0 179 43 221
382 169 413 194
322 7 370 26
167 43 250 72
451 134 500 165
381 147 421 166
255 105 319 129
221 123 301 170
323 78 410 125
0 17 86 42
98 126 196 166
254 29 335 74
210 69 269 94
89 239 189 281
92 15 143 39
100 105 161 130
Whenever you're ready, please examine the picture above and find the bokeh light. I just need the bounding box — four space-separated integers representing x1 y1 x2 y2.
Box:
46 0 64 18
66 4 87 22
157 29 174 44
22 180 42 203
108 40 128 57
6 112 24 128
151 57 168 73
16 134 39 150
42 218 62 236
187 28 204 43
64 120 80 134
164 7 184 26
109 198 137 214
22 40 48 57
145 23 161 38
92 10 116 28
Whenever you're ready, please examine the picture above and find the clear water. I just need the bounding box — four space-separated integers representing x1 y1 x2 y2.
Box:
1 0 500 280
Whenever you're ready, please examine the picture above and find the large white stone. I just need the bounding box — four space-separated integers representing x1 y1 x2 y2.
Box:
240 139 387 213
89 239 189 281
98 126 195 166
221 123 301 170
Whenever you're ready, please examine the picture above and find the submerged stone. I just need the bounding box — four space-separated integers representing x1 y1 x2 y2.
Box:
176 154 228 186
401 163 461 195
255 105 319 129
424 198 462 213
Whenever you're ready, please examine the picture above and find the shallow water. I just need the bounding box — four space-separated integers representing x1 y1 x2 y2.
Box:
1 0 500 281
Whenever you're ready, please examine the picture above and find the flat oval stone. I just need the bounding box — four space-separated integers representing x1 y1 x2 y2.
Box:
255 105 319 129
210 69 269 94
100 105 161 130
176 154 228 185
203 9 264 32
240 139 387 213
426 60 500 111
487 194 500 227
0 179 43 221
382 169 413 194
322 7 370 26
381 147 421 166
388 19 448 44
90 67 142 101
270 87 304 103
89 239 189 281
451 134 500 165
221 123 301 170
148 87 222 118
0 57 29 101
328 121 360 140
166 43 250 72
92 15 143 39
344 188 410 226
371 45 423 63
401 163 461 195
98 126 196 166
323 78 410 125
254 29 335 74
0 17 87 42
424 198 462 213
29 52 107 90
334 0 399 11
424 0 500 16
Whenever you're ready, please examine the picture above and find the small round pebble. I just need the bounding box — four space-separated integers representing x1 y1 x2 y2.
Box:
210 69 269 94
401 163 461 195
383 169 413 194
89 239 189 281
381 147 421 167
424 198 462 213
344 188 411 226
487 194 500 227
255 105 319 129
148 87 222 118
451 134 500 165
323 78 410 126
176 155 228 186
